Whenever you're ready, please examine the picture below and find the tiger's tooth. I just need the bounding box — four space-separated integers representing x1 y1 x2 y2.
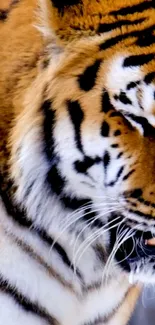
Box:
146 238 155 246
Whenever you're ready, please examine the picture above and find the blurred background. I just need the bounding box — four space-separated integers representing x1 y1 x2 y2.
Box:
129 288 155 325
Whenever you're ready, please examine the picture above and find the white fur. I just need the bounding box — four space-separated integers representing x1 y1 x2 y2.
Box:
105 54 155 132
0 201 130 325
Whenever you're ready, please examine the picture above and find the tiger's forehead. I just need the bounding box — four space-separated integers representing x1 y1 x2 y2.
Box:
47 0 155 39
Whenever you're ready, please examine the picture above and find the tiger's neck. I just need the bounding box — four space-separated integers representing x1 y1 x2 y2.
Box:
0 171 120 291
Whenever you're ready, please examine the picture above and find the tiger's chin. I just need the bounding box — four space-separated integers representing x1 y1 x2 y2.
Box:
128 257 155 286
110 225 155 285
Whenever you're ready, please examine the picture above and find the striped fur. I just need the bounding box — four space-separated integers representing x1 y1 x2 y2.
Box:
1 0 155 324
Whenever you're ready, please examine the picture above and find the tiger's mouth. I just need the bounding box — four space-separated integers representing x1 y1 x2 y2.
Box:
110 224 155 272
125 232 155 264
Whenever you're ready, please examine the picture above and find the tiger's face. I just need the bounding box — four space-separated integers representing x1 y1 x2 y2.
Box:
11 0 155 286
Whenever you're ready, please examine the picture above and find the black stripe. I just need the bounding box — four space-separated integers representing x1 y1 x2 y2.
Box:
106 166 124 187
67 100 84 152
42 99 56 161
144 72 155 84
0 10 8 21
0 177 81 275
98 18 144 33
61 195 104 228
111 143 119 148
126 113 155 136
114 92 132 105
100 25 155 50
61 195 103 226
109 219 130 271
100 33 129 50
101 121 110 137
135 197 155 209
52 0 81 11
101 90 112 113
42 99 66 196
1 105 70 272
110 0 155 16
47 164 65 195
114 130 121 136
116 166 124 179
0 0 20 21
128 208 155 220
127 81 139 90
12 235 73 290
110 111 123 118
61 196 104 227
78 60 101 91
136 28 155 47
122 169 135 180
61 195 90 210
0 177 33 228
126 218 148 227
62 195 104 228
37 228 72 268
103 151 111 171
117 152 123 159
37 228 83 278
83 208 104 228
124 188 143 198
94 244 107 263
126 200 137 208
74 156 101 174
0 275 58 325
123 53 154 67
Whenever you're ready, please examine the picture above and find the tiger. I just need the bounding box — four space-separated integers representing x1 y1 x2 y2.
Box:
1 0 155 324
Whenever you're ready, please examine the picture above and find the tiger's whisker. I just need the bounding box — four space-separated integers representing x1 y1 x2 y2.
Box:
73 218 123 272
72 209 121 261
49 204 120 254
103 227 135 283
60 202 119 229
103 225 133 283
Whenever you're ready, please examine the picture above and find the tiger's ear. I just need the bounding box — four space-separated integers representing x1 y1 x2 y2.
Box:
38 0 104 43
38 0 83 43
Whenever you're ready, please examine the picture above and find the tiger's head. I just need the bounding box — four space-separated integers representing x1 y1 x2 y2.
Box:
9 0 155 286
